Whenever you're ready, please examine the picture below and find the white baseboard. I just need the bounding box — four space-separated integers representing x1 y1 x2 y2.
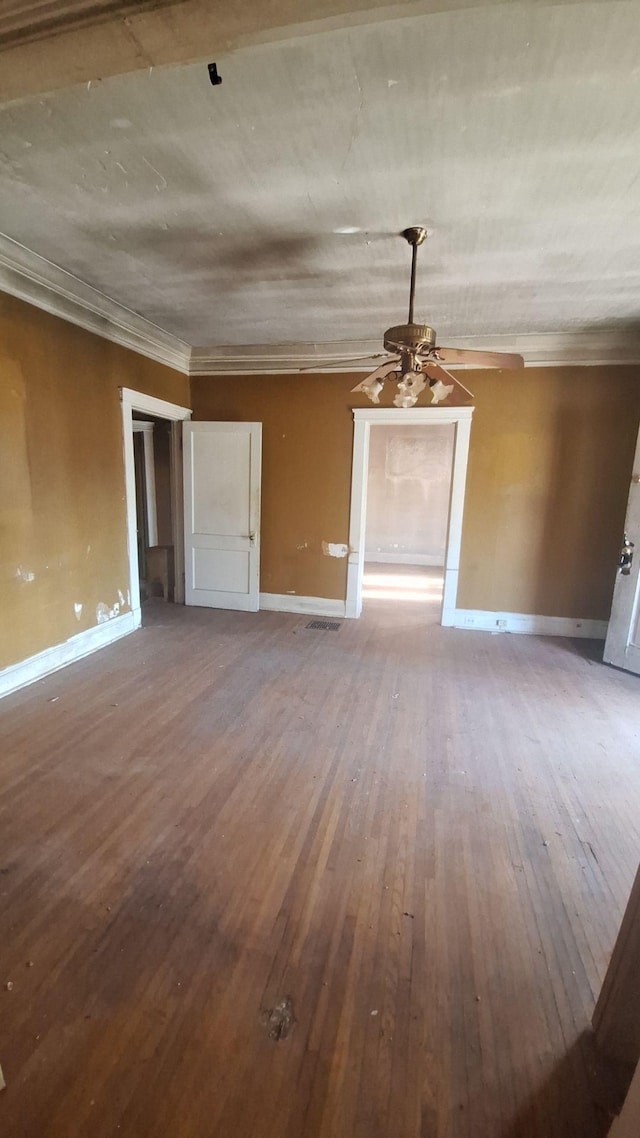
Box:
364 553 444 567
442 607 608 639
0 610 139 699
259 593 346 618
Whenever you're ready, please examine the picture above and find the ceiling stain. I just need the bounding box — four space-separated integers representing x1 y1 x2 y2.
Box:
0 3 638 348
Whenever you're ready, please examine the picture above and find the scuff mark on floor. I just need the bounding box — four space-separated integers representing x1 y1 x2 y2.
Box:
263 996 295 1041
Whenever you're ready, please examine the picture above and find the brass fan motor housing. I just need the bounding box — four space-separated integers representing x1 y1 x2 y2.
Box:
383 323 437 355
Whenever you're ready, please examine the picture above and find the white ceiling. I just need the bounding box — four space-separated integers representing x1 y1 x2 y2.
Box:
1 0 639 357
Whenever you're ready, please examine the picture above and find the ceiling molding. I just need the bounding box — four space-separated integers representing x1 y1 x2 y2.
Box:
189 332 640 375
1 232 639 378
0 233 191 374
0 1 180 50
0 0 499 104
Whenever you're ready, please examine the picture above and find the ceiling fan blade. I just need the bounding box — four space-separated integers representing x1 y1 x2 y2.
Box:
434 347 524 369
297 352 389 372
423 361 475 406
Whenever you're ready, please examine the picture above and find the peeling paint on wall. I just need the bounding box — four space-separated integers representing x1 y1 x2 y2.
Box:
73 603 83 621
0 292 191 673
96 601 120 624
322 541 349 558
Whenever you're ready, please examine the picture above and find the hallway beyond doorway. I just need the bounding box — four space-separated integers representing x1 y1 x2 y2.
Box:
362 562 444 619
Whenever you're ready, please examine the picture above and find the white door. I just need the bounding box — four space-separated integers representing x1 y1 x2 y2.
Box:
604 425 640 673
183 422 262 611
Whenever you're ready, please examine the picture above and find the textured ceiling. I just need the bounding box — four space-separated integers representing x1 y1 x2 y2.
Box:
0 0 639 350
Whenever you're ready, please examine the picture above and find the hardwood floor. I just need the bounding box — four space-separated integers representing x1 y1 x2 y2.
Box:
1 600 639 1137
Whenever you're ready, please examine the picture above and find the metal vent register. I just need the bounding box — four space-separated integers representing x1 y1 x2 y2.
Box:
305 620 342 632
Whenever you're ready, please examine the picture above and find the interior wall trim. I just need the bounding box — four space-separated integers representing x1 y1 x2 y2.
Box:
121 387 192 618
259 593 346 618
347 407 473 621
0 232 191 374
2 231 640 375
190 331 640 374
442 608 608 639
0 610 137 700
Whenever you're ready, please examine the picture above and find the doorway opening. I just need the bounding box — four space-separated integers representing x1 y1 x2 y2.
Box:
121 388 192 630
346 407 474 622
362 421 454 619
133 414 176 607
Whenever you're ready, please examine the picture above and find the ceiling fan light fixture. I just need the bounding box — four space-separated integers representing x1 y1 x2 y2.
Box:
394 389 417 409
351 373 387 403
349 226 523 409
429 378 455 405
363 376 384 403
393 369 426 409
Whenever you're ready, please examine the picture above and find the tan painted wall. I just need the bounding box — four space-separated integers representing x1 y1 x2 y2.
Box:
191 366 640 617
0 294 190 669
458 368 640 617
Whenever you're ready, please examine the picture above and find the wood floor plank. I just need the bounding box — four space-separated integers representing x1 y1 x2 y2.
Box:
0 598 638 1137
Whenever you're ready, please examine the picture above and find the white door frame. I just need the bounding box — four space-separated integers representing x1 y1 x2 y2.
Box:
604 421 640 672
346 406 474 621
121 387 192 626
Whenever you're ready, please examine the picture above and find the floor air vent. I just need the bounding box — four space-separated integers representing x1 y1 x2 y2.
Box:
305 620 342 631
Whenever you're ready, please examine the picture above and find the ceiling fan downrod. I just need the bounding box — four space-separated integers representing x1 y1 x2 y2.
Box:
403 226 427 324
383 227 437 359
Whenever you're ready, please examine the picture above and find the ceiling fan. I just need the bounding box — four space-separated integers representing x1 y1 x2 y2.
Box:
351 227 524 408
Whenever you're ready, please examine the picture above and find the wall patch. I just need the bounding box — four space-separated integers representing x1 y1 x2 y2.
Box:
322 542 349 558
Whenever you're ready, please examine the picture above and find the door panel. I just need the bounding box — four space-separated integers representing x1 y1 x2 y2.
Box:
193 548 250 593
604 425 640 673
192 431 251 535
183 422 261 611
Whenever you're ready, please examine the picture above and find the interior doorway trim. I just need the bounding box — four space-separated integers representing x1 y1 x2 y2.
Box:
121 388 192 627
346 406 474 620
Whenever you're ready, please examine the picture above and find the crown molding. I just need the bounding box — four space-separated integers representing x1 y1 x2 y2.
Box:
0 233 191 374
189 331 640 375
189 341 387 376
1 233 639 377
